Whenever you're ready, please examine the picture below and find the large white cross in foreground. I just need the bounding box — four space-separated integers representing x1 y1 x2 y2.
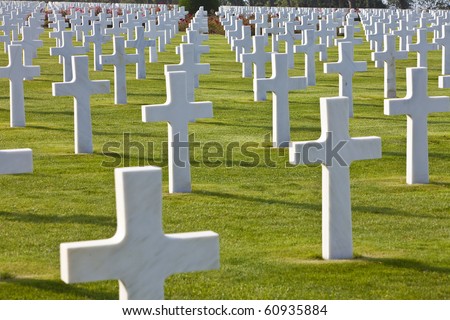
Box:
60 166 219 299
290 97 381 260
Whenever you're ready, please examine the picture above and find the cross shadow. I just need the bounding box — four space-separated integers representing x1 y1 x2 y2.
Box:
2 277 116 299
0 211 116 227
192 189 321 212
353 206 449 220
358 256 450 275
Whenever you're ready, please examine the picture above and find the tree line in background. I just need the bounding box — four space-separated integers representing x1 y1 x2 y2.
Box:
67 0 450 11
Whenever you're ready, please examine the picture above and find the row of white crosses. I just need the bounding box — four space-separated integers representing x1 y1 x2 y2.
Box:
0 3 44 177
45 5 191 155
219 6 450 261
59 6 219 300
0 1 219 300
143 8 213 193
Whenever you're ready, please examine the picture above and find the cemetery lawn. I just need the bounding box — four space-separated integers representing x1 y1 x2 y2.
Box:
0 29 448 300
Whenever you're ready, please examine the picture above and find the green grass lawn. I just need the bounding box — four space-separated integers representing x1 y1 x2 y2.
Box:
0 26 448 300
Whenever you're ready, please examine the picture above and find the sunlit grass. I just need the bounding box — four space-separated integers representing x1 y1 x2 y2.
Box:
0 26 448 299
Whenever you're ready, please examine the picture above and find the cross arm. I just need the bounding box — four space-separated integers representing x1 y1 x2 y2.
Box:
289 139 326 165
345 137 382 164
163 231 219 276
189 101 213 120
254 78 273 101
353 61 368 73
60 237 124 283
288 76 307 91
24 65 40 78
142 103 174 123
384 98 411 116
323 62 340 74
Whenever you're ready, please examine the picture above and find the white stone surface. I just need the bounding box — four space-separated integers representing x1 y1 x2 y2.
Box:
324 41 367 117
126 26 155 80
84 22 111 71
276 22 301 69
372 34 408 98
142 71 213 193
438 75 450 88
100 36 138 105
0 149 33 174
234 25 252 76
52 56 110 154
50 31 88 82
255 53 307 148
294 29 324 86
241 35 271 98
60 166 219 300
384 67 450 184
0 44 40 127
165 43 209 101
290 97 381 260
11 25 42 67
394 19 414 51
407 28 437 68
434 24 450 75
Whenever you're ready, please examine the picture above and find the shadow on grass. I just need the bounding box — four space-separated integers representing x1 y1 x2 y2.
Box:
193 190 321 211
0 211 116 227
2 278 116 299
353 206 449 220
359 256 450 275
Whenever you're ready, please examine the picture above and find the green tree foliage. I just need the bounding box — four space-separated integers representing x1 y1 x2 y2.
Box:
384 0 413 8
178 0 220 15
415 0 450 9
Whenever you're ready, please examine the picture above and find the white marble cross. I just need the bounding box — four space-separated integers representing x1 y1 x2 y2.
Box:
294 29 324 86
105 16 126 37
142 71 213 193
60 166 219 299
324 41 367 117
335 25 362 46
434 24 450 76
276 22 301 69
372 34 408 98
290 96 381 260
316 19 333 61
48 19 69 64
11 25 42 66
84 21 111 71
407 28 437 68
50 31 88 82
75 15 91 43
144 19 163 62
255 53 307 147
241 35 271 96
52 56 110 154
165 43 209 102
0 44 40 127
263 18 284 52
100 36 138 105
125 26 155 80
394 19 414 51
367 22 385 67
234 25 252 76
179 29 209 64
384 67 450 184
